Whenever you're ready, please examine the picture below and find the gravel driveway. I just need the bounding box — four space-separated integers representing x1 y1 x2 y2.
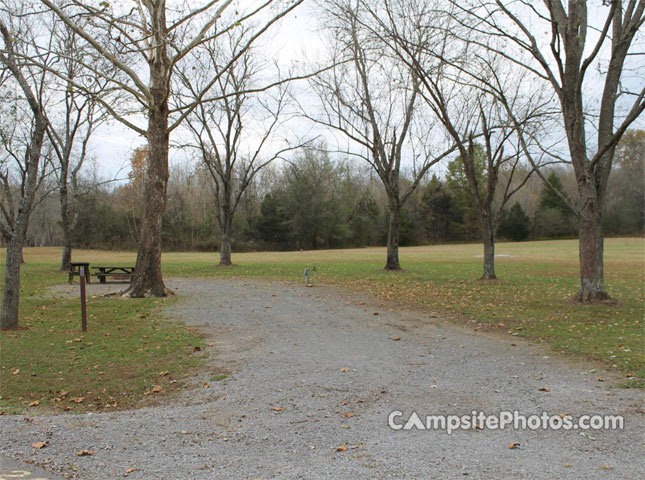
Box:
1 277 643 479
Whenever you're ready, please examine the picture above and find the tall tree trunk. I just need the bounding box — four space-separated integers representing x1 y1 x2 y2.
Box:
217 196 233 265
576 186 608 302
385 197 401 270
0 21 46 329
219 234 232 266
128 58 170 297
128 107 169 297
481 214 497 280
61 236 72 272
60 186 72 271
1 235 24 329
219 220 232 266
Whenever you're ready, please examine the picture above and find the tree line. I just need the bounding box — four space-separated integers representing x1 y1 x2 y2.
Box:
24 131 644 254
1 0 643 329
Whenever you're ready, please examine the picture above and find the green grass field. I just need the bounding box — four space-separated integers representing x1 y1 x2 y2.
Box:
1 238 643 413
0 251 204 414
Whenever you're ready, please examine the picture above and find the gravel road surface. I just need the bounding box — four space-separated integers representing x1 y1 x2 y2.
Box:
1 277 643 479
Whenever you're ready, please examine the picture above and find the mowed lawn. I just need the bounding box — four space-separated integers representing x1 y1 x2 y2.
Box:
1 238 643 413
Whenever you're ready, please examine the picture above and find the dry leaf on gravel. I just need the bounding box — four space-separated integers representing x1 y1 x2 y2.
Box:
31 441 48 449
270 407 284 412
508 443 520 449
151 385 162 393
335 445 347 452
76 449 95 456
340 413 354 418
538 387 551 392
125 467 137 475
28 400 40 407
391 337 401 341
339 367 349 372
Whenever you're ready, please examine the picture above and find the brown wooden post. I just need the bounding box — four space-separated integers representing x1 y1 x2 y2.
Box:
80 266 87 332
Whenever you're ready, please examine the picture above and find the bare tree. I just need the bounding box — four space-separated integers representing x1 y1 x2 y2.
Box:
308 0 455 270
40 0 304 297
356 0 560 279
0 19 49 329
453 0 645 301
45 21 108 271
180 28 304 266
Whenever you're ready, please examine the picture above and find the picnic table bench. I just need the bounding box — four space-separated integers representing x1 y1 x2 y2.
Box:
91 266 135 283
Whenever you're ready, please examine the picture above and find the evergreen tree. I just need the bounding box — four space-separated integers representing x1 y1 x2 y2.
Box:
445 147 485 240
499 202 530 241
535 172 576 237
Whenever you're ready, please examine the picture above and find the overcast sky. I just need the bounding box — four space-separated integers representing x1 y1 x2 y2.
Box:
89 1 324 182
85 1 644 183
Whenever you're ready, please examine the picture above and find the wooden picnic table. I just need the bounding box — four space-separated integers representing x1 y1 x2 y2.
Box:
69 262 91 284
91 266 135 283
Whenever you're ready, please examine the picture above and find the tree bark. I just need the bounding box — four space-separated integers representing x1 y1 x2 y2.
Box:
1 236 24 329
385 198 401 270
219 211 233 266
219 232 232 266
576 188 608 302
128 106 169 297
481 214 497 280
61 239 72 272
60 182 72 271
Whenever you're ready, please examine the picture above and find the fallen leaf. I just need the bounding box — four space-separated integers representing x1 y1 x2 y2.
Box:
28 400 40 407
12 368 19 375
508 443 520 449
339 367 349 373
76 449 95 456
31 441 48 449
193 346 201 352
538 387 550 392
335 445 347 452
159 371 169 377
151 385 162 393
391 337 401 341
59 390 69 398
125 467 137 474
71 397 85 403
372 312 379 316
340 412 354 418
270 407 284 412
